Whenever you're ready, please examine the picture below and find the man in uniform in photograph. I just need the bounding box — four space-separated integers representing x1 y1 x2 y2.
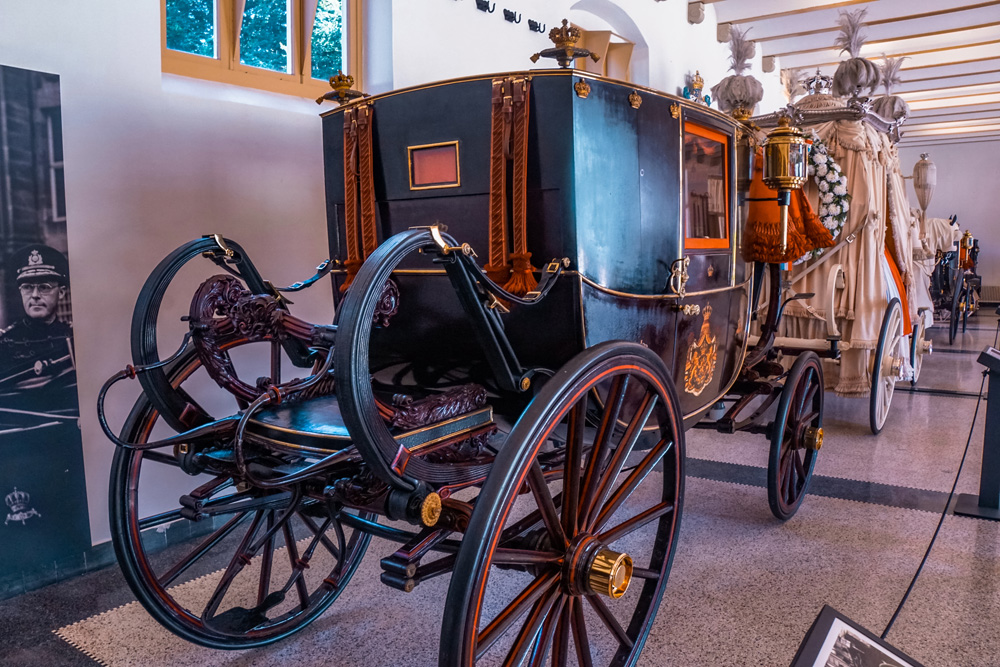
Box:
0 243 77 416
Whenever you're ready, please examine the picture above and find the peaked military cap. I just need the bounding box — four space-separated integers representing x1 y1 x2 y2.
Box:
11 243 69 284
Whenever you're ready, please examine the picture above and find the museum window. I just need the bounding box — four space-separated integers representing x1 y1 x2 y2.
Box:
161 0 361 98
45 109 66 222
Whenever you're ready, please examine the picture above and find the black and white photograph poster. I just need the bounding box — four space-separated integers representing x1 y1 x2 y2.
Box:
791 606 925 667
0 64 90 570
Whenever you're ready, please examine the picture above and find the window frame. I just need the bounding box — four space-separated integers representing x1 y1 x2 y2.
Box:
160 0 362 98
682 121 731 251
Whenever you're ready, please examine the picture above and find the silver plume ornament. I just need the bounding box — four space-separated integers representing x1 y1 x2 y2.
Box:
711 27 764 116
832 8 881 98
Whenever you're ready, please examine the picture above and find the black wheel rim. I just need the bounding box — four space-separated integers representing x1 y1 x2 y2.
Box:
441 343 685 666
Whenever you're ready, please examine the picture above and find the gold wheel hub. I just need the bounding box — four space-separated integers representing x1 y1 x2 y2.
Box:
566 535 633 599
588 548 634 599
804 426 824 451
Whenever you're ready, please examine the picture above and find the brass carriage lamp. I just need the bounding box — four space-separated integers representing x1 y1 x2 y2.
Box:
761 116 810 253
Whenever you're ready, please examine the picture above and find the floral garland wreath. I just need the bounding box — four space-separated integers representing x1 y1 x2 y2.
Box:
794 131 851 264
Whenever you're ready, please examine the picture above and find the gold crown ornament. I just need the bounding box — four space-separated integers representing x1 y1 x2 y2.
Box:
316 70 367 105
683 70 710 106
530 19 600 69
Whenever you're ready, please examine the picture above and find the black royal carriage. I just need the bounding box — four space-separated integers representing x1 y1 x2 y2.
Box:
99 65 827 665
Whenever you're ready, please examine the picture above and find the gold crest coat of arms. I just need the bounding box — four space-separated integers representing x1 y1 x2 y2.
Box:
684 306 717 396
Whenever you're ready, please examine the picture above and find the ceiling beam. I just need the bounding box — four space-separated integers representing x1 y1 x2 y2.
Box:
752 1 1000 43
778 40 1000 70
721 0 875 25
769 23 1000 58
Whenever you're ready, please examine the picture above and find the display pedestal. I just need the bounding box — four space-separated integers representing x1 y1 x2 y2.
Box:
954 346 1000 520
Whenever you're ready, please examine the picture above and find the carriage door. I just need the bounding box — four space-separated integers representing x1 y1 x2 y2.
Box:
673 115 737 412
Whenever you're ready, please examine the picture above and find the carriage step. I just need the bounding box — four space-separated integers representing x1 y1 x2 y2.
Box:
208 591 285 633
380 570 417 593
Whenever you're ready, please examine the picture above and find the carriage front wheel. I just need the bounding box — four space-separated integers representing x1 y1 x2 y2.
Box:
109 346 374 650
440 342 685 666
767 351 824 521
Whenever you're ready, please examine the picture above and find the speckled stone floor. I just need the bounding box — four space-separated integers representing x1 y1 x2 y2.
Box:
1 315 998 667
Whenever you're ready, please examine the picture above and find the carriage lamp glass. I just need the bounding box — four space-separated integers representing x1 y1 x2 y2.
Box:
762 117 809 191
762 116 809 253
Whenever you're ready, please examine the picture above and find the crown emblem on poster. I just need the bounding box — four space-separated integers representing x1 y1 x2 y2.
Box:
5 487 41 525
28 250 42 266
6 488 29 514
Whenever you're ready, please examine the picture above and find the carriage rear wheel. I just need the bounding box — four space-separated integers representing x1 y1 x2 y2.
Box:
440 342 685 666
949 271 966 345
767 351 823 521
110 347 374 649
870 299 903 435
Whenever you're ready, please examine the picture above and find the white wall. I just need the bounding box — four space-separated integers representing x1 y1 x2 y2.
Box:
898 141 1000 287
0 0 786 547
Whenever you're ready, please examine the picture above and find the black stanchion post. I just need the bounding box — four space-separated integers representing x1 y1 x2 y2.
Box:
954 345 1000 520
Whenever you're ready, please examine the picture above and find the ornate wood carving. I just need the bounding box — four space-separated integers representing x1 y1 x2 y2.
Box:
389 384 489 430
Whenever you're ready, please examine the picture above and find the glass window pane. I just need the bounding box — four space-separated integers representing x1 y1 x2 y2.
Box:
165 0 216 58
684 128 728 241
54 168 66 220
311 0 344 80
240 0 291 73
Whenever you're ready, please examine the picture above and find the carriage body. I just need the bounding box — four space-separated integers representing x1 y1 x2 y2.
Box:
321 70 751 420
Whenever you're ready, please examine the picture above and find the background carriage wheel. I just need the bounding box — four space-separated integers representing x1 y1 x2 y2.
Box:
949 272 964 345
440 342 685 667
909 323 923 386
767 351 823 521
110 346 375 649
870 299 903 435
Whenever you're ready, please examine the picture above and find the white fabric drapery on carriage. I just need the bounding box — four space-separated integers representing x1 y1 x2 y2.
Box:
778 93 893 396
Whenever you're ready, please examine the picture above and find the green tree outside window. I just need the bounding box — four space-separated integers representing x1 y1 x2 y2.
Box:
166 0 215 58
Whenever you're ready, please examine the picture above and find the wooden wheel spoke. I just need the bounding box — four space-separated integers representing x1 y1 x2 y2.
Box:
552 598 573 667
593 439 673 533
492 549 564 566
296 510 342 561
584 392 657 531
599 501 674 545
580 376 630 522
501 588 561 667
586 594 634 650
527 461 568 549
572 595 594 667
562 402 587 536
477 572 559 659
527 596 565 667
280 521 311 611
799 381 818 415
257 512 276 607
202 510 267 620
631 566 661 580
159 511 251 588
797 409 820 427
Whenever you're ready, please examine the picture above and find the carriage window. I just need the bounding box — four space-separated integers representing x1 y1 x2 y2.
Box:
683 123 729 250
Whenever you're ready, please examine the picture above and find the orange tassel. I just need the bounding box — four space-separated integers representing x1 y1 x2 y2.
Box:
484 263 512 286
794 189 835 250
504 252 538 296
340 258 364 293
